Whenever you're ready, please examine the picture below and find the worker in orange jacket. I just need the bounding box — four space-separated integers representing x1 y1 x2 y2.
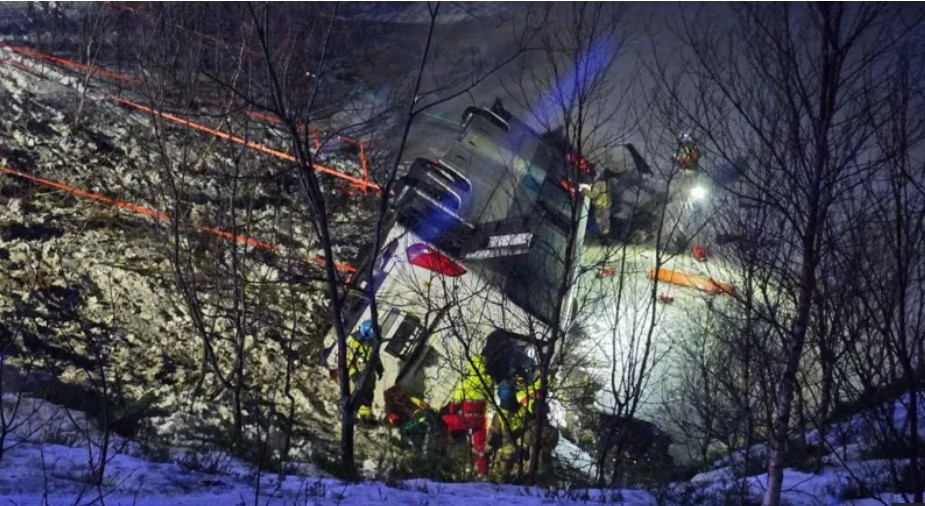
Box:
676 131 701 173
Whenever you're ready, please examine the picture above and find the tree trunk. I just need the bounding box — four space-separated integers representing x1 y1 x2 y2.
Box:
908 372 922 502
763 206 820 506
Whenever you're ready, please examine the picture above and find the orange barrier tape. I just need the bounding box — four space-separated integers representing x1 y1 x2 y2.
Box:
646 267 734 295
0 165 356 274
0 42 138 84
114 97 378 193
110 2 368 174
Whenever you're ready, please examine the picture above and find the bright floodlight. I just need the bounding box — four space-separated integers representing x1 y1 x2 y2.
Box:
690 185 708 201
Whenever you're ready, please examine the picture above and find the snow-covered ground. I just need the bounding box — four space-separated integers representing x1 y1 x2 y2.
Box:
2 393 918 505
0 394 654 506
684 392 925 505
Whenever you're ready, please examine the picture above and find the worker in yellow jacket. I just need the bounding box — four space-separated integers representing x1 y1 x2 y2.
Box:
347 319 384 426
516 369 559 482
488 402 527 481
442 355 494 475
580 171 611 238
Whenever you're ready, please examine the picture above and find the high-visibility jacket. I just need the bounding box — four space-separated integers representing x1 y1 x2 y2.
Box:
516 372 552 416
495 405 527 436
450 355 494 403
346 335 372 378
677 142 700 169
583 180 609 210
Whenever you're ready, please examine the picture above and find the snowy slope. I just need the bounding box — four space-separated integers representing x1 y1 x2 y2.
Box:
576 244 740 418
1 392 914 506
0 395 655 506
682 393 925 505
0 34 383 472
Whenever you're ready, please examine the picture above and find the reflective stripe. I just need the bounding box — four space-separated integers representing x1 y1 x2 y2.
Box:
516 375 547 413
409 395 428 410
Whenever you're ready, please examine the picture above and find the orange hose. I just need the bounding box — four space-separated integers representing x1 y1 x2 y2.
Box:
0 165 356 273
646 267 734 295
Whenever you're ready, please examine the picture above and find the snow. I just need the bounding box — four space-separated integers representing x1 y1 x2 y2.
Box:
678 395 925 505
4 391 912 506
0 395 654 506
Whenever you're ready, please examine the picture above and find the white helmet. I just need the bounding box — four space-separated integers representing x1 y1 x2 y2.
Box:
678 130 693 143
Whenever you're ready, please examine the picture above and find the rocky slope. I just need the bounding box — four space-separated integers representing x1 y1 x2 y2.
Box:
1 38 380 468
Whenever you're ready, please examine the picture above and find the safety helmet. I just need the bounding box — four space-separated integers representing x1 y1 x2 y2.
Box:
678 130 693 143
359 319 375 341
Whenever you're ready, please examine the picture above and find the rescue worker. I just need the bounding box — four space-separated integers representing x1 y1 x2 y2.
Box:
488 405 525 481
487 373 528 482
579 170 611 238
676 130 701 173
516 368 559 483
442 354 494 476
347 319 384 426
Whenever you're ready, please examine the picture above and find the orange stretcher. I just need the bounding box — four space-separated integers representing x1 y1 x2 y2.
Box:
647 267 734 295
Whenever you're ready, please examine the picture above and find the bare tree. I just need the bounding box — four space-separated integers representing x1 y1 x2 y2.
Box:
146 1 543 476
660 3 914 504
832 35 925 501
72 4 113 125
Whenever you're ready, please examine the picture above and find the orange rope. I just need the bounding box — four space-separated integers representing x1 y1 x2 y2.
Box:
246 109 371 185
0 42 138 84
2 43 373 192
114 97 378 192
0 165 356 273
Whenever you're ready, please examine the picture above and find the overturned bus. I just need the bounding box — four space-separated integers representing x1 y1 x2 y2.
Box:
323 104 590 413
